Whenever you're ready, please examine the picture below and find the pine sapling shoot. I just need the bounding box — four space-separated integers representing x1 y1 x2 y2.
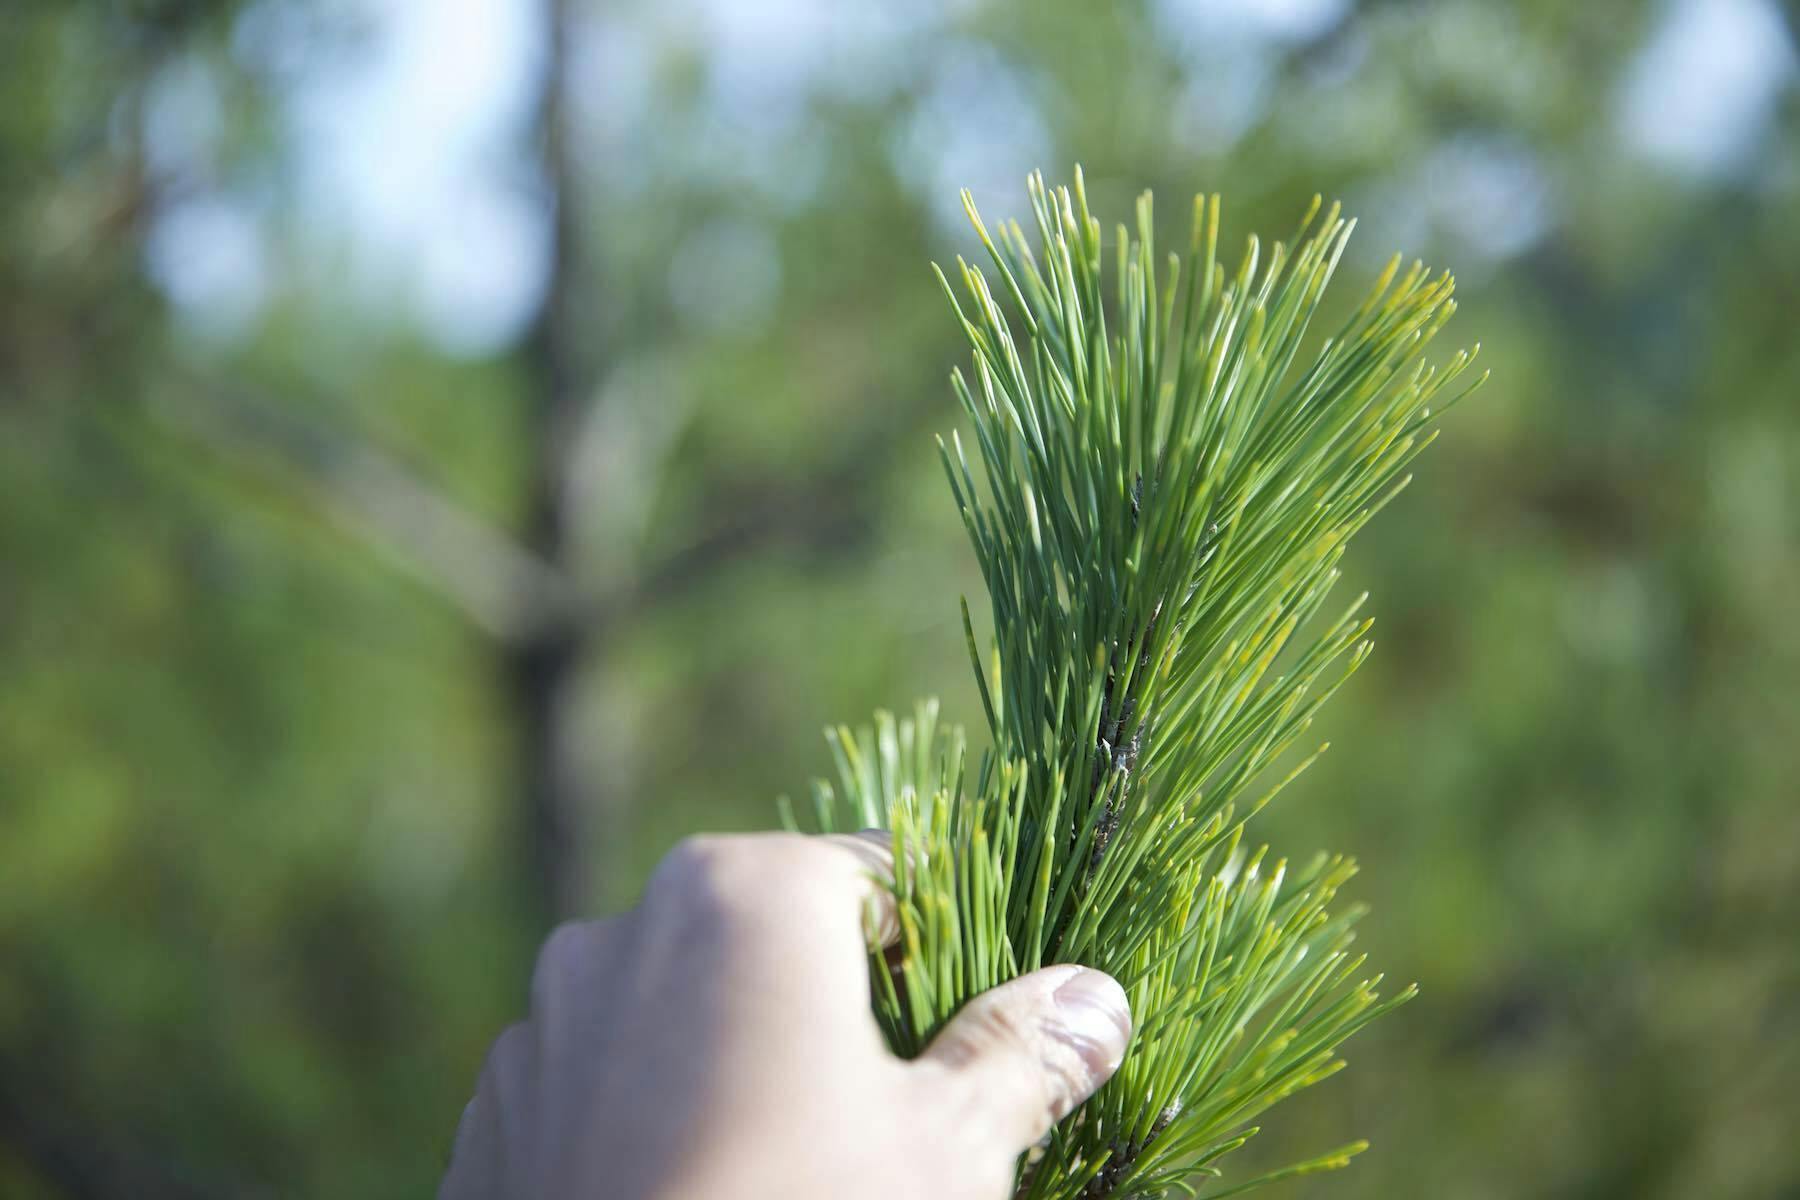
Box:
785 168 1483 1200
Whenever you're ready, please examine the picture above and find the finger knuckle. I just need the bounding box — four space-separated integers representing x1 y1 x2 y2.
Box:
963 994 1037 1060
649 834 737 896
476 1021 530 1093
647 832 849 925
643 834 767 935
529 920 596 1012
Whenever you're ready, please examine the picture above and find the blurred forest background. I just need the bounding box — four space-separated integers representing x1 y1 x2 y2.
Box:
3 0 1798 1196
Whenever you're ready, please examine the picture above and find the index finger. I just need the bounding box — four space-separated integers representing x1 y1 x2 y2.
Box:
819 829 902 950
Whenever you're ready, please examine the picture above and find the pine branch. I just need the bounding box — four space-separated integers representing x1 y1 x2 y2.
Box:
788 169 1481 1199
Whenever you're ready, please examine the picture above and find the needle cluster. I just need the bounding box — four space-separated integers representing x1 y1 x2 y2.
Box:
786 168 1481 1199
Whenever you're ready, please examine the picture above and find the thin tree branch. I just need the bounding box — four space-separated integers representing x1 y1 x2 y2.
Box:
585 396 928 637
152 369 935 654
147 384 579 642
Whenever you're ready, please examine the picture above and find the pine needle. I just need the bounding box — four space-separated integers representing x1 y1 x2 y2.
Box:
790 169 1481 1199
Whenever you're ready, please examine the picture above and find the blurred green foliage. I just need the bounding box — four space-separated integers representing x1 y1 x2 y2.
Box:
2 0 1797 1196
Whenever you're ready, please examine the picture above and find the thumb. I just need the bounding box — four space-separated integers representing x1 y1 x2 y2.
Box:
913 964 1132 1155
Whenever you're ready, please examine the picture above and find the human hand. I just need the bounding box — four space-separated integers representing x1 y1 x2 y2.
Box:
439 831 1132 1199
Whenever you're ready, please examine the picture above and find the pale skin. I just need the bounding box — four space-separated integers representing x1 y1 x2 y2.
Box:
440 831 1133 1199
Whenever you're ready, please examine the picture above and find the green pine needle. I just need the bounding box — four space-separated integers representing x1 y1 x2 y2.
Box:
788 168 1480 1199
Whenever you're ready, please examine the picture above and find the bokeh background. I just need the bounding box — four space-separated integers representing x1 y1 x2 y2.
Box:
5 0 1799 1195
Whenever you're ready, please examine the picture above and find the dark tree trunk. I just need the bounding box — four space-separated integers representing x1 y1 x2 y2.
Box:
511 0 592 928
508 621 589 926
